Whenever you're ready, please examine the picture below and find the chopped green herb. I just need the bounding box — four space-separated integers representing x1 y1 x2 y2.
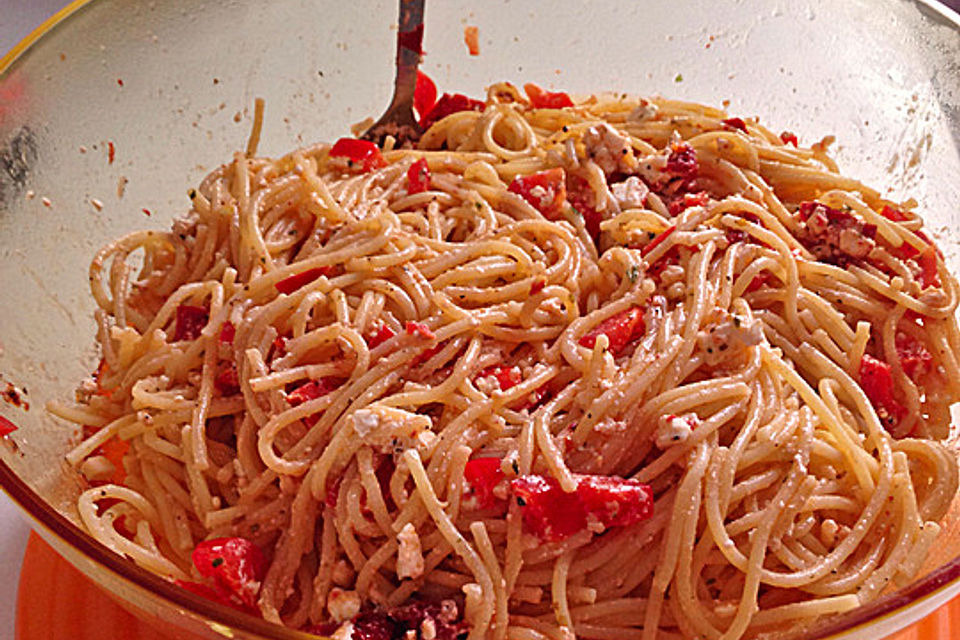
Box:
675 73 684 82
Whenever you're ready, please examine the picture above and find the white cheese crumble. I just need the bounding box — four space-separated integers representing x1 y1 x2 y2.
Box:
610 176 649 210
654 413 699 449
396 523 425 580
327 587 361 622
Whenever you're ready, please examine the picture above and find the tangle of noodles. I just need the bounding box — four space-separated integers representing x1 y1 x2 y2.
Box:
50 83 960 640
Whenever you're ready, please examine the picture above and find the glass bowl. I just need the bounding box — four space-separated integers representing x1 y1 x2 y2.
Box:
2 0 960 638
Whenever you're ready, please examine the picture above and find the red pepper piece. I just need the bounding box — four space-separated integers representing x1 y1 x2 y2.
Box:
668 191 709 216
579 307 646 355
641 225 677 258
780 131 798 147
367 323 397 348
512 475 585 541
0 415 17 437
414 70 438 119
896 333 932 382
721 117 747 132
745 271 773 293
411 342 444 368
215 364 240 396
405 321 436 340
96 437 130 485
407 158 431 194
665 141 698 181
918 246 939 289
325 475 343 509
275 266 334 295
219 321 236 344
530 277 546 295
508 168 567 219
860 354 907 431
574 475 654 529
287 377 340 407
174 579 251 613
887 239 920 260
174 305 208 341
511 474 653 542
463 457 506 509
523 82 574 109
419 93 486 131
479 365 523 391
880 205 910 222
329 138 387 172
192 537 266 609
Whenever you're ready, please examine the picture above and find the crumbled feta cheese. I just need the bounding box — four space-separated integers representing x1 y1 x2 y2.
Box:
327 587 361 622
420 618 437 640
610 176 649 210
351 405 432 450
655 413 699 449
583 123 636 174
352 408 380 438
331 621 354 640
396 523 425 580
628 101 659 122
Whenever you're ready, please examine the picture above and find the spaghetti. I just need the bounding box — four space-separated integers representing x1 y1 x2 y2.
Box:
51 82 960 640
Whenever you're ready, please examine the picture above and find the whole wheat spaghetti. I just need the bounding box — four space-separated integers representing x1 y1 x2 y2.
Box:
51 82 960 640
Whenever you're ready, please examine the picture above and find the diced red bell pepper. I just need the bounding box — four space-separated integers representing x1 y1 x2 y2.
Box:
407 158 431 194
668 191 709 216
214 364 240 396
0 415 17 437
859 354 907 431
523 83 574 109
665 141 698 181
192 537 266 609
511 474 653 542
367 323 397 348
463 457 505 509
287 377 340 407
508 168 567 219
413 70 438 119
174 305 209 341
329 138 387 172
579 306 646 355
780 131 798 147
325 475 343 509
174 579 251 613
275 266 335 295
273 336 287 356
218 321 236 345
745 271 773 292
880 205 910 222
530 277 546 295
411 342 444 368
721 117 747 132
95 437 129 485
405 321 436 340
419 93 486 131
888 239 921 260
478 365 523 391
641 225 677 258
918 246 939 289
574 475 655 528
896 333 932 382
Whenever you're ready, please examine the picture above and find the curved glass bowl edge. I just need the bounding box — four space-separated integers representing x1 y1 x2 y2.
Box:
2 0 960 639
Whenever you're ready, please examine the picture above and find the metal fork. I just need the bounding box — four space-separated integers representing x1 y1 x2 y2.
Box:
361 0 426 147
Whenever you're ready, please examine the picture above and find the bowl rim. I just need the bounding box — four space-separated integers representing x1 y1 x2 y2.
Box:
3 0 960 638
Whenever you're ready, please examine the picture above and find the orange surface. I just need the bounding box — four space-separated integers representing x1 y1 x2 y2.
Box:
13 531 960 639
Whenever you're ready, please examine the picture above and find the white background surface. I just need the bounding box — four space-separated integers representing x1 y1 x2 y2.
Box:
1 4 68 638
